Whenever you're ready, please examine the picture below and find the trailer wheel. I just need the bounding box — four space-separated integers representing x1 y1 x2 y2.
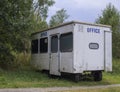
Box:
93 71 102 81
74 74 80 82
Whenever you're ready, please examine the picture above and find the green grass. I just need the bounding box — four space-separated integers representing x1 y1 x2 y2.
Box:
0 59 120 88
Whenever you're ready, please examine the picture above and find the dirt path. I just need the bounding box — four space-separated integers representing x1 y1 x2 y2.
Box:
0 84 120 92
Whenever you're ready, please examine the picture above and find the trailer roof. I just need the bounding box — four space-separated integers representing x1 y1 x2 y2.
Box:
32 21 111 35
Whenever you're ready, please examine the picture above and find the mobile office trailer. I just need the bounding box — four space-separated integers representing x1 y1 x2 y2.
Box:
31 21 112 82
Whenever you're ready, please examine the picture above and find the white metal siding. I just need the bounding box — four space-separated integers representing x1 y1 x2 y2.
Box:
104 31 112 71
60 53 73 73
31 54 40 69
73 24 107 73
38 54 49 70
73 24 85 73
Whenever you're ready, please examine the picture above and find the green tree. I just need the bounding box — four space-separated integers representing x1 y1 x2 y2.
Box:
0 0 55 69
96 3 120 58
49 9 69 27
33 0 55 20
32 0 55 31
0 0 33 68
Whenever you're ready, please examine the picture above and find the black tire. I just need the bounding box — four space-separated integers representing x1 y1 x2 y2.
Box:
74 74 80 82
93 71 102 81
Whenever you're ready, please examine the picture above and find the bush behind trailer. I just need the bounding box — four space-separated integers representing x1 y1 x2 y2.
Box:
31 21 112 82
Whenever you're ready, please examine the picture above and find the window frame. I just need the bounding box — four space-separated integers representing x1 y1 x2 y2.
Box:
60 32 73 52
40 37 48 53
31 39 38 54
51 35 58 53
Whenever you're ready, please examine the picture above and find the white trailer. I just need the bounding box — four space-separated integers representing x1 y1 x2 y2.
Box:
31 21 112 82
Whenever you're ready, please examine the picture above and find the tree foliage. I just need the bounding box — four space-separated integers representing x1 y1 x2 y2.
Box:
33 0 55 20
0 0 54 69
49 9 69 27
32 0 55 31
96 3 120 58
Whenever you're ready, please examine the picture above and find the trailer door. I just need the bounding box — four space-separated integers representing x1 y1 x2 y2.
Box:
84 27 104 71
50 34 61 75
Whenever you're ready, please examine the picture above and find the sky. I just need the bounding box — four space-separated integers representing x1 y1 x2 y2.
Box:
47 0 120 23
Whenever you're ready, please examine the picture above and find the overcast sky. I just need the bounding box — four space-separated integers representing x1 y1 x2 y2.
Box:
47 0 120 23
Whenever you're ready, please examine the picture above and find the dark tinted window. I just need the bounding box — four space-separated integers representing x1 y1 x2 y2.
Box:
60 32 73 52
31 39 38 54
40 37 48 53
51 35 58 53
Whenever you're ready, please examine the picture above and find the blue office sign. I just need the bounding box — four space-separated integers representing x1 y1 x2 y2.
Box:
87 28 100 33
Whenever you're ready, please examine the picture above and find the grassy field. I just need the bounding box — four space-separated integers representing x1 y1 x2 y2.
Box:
0 59 120 88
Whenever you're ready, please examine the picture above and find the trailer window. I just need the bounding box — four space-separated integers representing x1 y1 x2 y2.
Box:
60 32 73 52
89 43 99 49
40 37 48 53
51 35 58 53
31 39 38 54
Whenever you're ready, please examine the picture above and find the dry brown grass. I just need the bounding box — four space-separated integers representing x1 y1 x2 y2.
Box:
59 87 120 92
